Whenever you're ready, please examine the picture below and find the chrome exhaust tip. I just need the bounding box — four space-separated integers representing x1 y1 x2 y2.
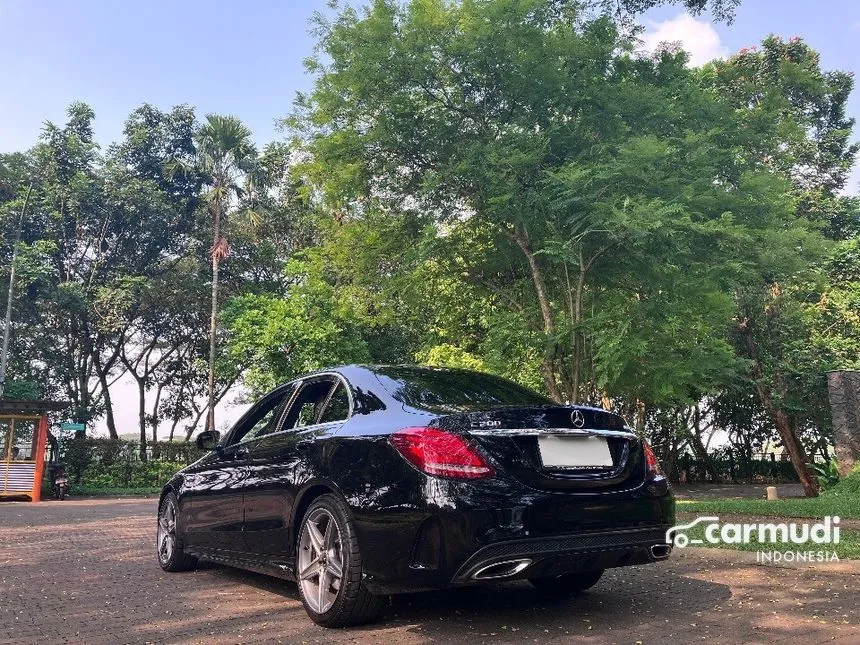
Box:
650 544 671 560
471 558 533 580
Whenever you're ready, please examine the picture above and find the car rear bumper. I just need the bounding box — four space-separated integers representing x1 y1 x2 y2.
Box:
452 525 672 583
353 480 675 595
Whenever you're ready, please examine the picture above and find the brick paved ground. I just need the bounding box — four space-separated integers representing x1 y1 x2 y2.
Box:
1 497 858 644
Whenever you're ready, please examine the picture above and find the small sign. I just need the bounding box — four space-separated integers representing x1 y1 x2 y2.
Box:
60 422 86 432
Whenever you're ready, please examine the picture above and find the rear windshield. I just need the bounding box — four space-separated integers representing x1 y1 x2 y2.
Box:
374 366 554 411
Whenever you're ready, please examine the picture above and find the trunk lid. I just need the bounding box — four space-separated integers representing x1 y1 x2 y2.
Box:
438 406 646 492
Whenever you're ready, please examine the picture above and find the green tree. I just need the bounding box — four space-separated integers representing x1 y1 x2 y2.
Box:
292 0 842 496
701 36 859 239
699 37 860 495
194 115 260 432
224 257 371 396
292 1 759 399
1 103 202 437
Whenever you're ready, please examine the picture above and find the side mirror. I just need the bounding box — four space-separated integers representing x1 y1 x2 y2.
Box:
196 430 221 452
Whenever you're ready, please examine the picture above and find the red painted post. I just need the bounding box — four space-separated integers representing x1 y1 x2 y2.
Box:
31 415 48 502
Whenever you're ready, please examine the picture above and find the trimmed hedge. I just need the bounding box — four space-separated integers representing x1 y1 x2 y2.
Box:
60 436 204 490
674 453 799 484
79 460 187 489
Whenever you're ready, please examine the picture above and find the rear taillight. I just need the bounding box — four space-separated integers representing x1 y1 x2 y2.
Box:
643 441 663 476
389 427 494 479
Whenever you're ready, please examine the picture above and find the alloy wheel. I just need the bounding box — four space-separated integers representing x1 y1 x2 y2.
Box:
157 498 177 565
298 507 344 614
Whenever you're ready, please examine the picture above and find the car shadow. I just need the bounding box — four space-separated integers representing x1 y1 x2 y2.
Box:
197 561 302 601
199 562 734 641
378 571 733 639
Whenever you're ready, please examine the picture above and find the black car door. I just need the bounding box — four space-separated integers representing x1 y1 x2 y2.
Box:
242 375 352 562
182 388 290 554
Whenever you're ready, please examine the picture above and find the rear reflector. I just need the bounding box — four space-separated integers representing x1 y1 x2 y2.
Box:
389 427 494 479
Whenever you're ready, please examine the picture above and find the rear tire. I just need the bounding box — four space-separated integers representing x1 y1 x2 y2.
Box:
157 492 197 572
296 494 384 627
529 569 604 595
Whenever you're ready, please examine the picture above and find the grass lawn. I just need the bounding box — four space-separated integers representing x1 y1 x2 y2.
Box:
678 470 860 519
678 494 860 520
675 472 860 559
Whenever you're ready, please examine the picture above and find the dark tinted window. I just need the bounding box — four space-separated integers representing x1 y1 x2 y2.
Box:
318 382 350 424
375 367 553 411
231 388 291 444
242 404 281 441
281 379 337 429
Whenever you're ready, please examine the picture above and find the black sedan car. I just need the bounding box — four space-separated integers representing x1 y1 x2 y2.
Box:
157 365 674 627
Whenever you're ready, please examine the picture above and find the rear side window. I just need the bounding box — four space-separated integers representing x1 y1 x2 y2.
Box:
319 382 350 424
375 367 553 411
280 377 352 429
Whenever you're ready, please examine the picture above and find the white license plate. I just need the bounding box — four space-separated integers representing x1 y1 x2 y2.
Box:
537 435 613 469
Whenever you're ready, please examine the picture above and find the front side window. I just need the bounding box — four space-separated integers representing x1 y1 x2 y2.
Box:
231 387 292 444
241 405 282 442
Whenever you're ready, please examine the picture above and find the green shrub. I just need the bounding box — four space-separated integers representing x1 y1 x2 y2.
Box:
65 435 94 484
824 469 860 498
80 460 186 489
812 460 840 491
60 436 203 487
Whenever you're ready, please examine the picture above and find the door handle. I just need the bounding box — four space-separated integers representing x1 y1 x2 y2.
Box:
233 446 250 460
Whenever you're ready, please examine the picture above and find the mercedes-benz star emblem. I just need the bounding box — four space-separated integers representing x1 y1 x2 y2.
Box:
571 409 585 428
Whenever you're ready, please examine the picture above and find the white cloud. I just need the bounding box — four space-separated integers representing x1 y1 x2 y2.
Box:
641 13 727 67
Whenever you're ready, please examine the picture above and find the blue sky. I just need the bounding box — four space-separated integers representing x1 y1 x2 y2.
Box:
0 0 321 153
1 0 859 182
2 0 858 434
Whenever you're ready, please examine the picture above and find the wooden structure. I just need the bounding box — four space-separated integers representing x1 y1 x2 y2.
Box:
0 400 67 502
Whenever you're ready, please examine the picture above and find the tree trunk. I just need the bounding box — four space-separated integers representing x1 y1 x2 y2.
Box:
188 375 239 441
94 361 119 439
690 403 722 482
185 405 207 442
571 255 587 405
150 383 163 445
740 327 819 497
206 201 222 432
508 226 562 401
0 183 32 399
764 396 818 497
135 376 147 462
635 399 646 434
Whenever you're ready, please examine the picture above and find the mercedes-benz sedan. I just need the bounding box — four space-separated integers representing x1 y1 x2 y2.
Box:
156 365 674 626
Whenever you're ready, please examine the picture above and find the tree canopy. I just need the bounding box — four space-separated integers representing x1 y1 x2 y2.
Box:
0 0 857 493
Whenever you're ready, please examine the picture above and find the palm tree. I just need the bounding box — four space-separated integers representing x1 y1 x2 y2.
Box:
195 115 258 432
